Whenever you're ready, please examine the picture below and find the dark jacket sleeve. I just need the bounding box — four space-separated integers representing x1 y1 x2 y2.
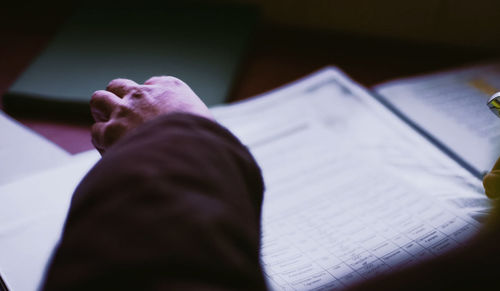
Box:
42 113 267 291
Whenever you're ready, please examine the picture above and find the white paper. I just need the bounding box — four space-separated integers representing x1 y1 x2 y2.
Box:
0 111 70 185
0 150 100 291
0 66 491 291
374 61 500 175
212 67 486 290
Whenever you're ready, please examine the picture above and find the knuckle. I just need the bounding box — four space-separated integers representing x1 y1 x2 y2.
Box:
146 76 161 82
109 78 126 84
89 97 97 108
90 92 104 106
163 76 182 85
129 87 147 99
107 78 133 89
106 79 120 89
91 90 102 98
146 76 183 86
131 91 143 99
115 104 133 118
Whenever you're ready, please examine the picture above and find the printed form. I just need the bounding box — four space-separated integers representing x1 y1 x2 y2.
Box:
375 61 500 174
0 67 489 291
212 67 486 290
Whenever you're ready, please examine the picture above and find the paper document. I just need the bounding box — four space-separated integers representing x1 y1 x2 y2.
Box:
212 67 486 290
0 111 70 185
0 150 100 291
0 66 492 291
374 62 500 175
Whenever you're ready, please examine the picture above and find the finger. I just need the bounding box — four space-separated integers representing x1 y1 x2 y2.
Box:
90 90 122 122
106 78 140 98
91 120 128 154
91 122 107 154
144 76 183 86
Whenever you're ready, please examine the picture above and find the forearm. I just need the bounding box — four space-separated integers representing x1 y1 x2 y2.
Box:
42 113 266 290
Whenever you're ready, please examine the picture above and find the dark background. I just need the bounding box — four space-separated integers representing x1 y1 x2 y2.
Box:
1 0 499 153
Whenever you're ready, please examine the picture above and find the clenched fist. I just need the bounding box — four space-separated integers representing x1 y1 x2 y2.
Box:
90 76 213 154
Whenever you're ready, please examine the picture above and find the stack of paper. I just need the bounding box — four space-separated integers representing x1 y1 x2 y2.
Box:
0 64 495 291
212 67 486 290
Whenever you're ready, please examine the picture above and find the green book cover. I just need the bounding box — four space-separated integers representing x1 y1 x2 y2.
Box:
4 4 256 118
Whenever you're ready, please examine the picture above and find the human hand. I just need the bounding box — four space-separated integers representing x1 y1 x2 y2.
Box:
90 76 213 154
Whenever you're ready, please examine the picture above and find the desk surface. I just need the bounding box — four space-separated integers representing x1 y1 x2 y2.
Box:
1 12 497 154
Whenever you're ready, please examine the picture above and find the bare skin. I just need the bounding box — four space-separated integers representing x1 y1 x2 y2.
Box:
90 76 213 154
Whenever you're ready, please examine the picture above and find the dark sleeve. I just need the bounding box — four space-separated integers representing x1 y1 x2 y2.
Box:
42 113 267 291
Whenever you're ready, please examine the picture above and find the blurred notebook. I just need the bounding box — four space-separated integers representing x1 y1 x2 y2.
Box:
3 4 256 118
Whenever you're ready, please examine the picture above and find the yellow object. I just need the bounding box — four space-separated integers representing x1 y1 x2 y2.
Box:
487 92 500 118
469 79 498 96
